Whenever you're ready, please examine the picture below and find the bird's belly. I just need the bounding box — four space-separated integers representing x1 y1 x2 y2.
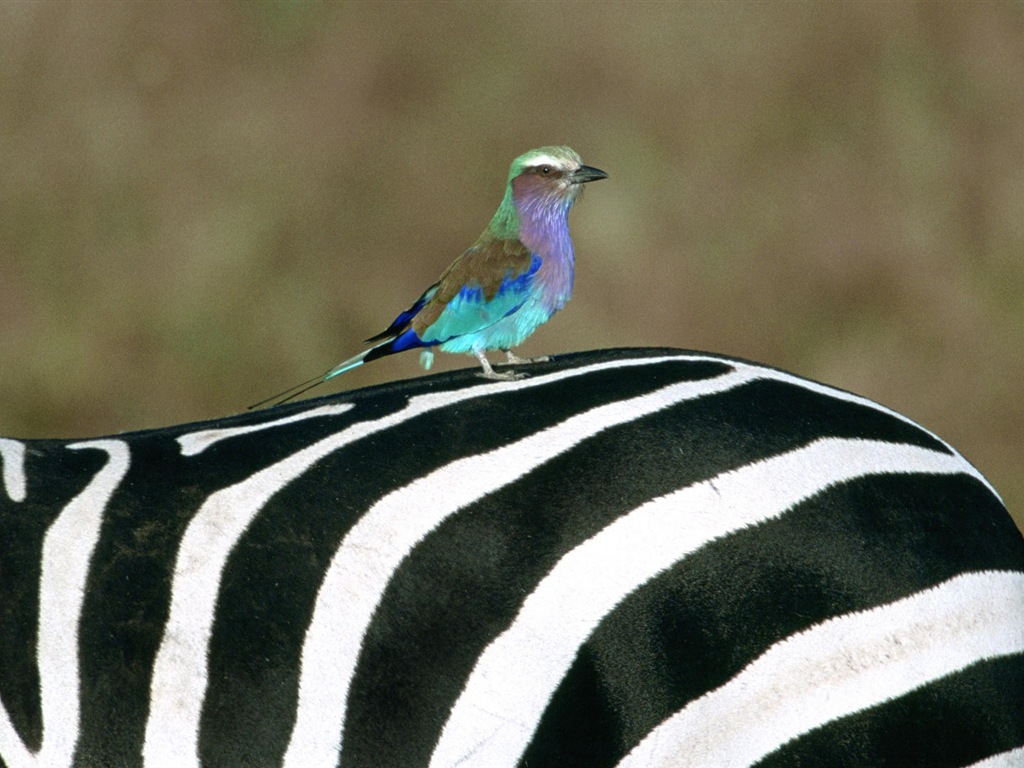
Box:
439 300 554 354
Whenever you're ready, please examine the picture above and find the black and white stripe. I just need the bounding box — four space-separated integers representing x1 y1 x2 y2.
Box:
1 348 1021 767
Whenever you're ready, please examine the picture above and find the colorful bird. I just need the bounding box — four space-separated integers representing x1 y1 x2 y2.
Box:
251 146 607 409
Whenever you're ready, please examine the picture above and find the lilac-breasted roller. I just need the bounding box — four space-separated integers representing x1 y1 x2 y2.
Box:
251 146 607 408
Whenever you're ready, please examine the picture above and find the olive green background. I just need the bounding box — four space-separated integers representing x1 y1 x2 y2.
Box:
1 2 1021 530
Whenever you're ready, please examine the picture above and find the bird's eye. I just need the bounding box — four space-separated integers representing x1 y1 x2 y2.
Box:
540 165 552 174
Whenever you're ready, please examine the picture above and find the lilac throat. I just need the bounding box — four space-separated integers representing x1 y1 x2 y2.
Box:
516 198 576 313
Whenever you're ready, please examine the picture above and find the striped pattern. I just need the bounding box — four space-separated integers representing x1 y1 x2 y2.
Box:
0 348 1021 767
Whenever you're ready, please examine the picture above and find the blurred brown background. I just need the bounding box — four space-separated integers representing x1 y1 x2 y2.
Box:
0 2 1021 529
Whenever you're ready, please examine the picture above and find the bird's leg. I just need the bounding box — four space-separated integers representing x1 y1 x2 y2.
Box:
475 350 525 381
502 349 550 366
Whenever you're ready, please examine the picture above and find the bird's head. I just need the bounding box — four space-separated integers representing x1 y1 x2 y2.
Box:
486 146 607 241
506 146 609 210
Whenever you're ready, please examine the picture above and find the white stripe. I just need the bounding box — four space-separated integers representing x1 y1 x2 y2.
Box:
0 440 130 768
282 366 762 767
429 439 984 768
144 354 686 767
177 404 355 456
617 571 1024 768
964 746 1024 768
0 438 27 502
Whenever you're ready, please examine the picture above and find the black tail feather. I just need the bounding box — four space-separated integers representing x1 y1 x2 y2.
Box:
247 369 333 410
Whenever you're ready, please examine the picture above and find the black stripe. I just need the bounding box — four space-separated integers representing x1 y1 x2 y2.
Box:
77 435 197 766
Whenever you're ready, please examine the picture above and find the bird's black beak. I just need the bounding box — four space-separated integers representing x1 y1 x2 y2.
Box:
572 165 609 184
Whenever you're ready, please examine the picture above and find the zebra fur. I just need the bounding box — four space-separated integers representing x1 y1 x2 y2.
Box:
0 348 1021 767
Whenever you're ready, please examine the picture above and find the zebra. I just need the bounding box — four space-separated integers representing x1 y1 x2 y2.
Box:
0 347 1021 768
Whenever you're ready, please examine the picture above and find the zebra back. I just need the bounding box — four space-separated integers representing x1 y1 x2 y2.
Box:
1 348 1021 767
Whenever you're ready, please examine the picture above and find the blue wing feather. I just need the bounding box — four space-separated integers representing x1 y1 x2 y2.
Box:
364 284 439 343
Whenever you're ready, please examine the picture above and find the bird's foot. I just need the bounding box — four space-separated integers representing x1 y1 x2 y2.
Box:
502 350 550 366
478 368 527 381
476 352 528 381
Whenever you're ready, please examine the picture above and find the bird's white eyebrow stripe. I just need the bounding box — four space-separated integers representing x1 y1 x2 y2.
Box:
524 154 570 169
